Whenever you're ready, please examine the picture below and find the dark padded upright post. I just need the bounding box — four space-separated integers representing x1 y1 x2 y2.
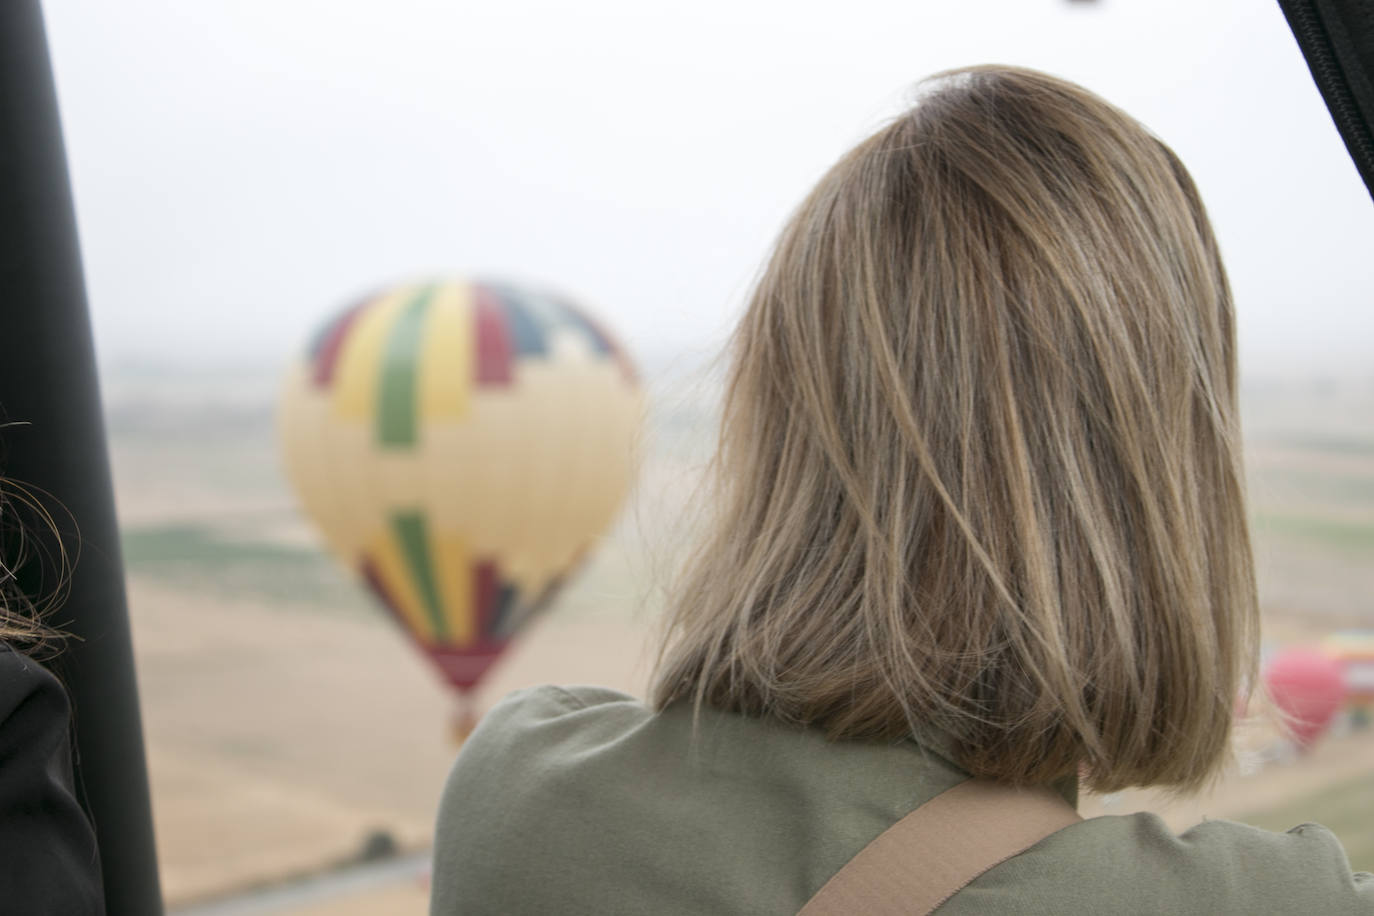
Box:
0 2 163 912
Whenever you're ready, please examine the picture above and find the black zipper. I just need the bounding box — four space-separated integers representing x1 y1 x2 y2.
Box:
1279 0 1374 199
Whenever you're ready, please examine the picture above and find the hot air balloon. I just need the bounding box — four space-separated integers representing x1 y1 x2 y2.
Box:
1324 631 1374 727
279 279 641 733
1262 647 1348 750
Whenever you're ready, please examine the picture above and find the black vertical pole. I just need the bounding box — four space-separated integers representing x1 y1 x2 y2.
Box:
0 2 163 913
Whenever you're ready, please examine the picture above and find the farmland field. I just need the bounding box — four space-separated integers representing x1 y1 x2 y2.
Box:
101 367 1374 912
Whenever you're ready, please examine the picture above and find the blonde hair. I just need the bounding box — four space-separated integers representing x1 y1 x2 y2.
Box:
0 478 69 656
651 66 1257 794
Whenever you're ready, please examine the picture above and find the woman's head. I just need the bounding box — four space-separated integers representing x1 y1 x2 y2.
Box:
652 66 1256 793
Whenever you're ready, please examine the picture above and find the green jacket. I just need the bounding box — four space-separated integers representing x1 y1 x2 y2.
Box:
431 685 1374 914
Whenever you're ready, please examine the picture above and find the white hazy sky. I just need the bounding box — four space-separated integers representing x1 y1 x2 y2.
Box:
42 0 1374 379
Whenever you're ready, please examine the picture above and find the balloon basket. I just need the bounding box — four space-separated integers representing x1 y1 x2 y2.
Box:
450 699 480 746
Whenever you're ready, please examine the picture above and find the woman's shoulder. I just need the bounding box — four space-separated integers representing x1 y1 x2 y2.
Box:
433 687 1374 914
482 683 646 723
435 685 656 812
453 684 651 766
0 638 61 689
0 643 104 914
430 686 676 914
947 807 1374 914
0 642 72 743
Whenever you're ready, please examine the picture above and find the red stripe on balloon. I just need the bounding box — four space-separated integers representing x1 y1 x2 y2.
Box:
474 286 514 386
360 555 415 638
427 643 505 692
313 301 368 388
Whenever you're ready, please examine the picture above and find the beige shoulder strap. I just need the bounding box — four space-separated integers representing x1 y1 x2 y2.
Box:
798 779 1082 916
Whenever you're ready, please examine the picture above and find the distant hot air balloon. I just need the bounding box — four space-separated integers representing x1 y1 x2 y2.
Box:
1263 647 1348 750
279 279 641 733
1324 631 1374 726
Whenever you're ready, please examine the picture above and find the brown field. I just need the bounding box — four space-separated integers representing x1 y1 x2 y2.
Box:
134 577 657 908
105 369 1374 913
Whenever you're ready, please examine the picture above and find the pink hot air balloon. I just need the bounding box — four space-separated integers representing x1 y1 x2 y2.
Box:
1263 648 1348 749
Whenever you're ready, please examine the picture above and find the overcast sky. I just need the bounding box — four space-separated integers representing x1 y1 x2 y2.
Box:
42 0 1374 380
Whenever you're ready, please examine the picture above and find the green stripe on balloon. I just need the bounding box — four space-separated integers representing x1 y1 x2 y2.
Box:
392 511 448 640
376 285 436 448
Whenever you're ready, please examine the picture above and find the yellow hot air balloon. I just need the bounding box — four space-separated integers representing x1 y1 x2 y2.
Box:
279 279 641 725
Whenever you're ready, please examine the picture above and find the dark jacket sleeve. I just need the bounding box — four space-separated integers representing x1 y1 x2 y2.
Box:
0 645 104 914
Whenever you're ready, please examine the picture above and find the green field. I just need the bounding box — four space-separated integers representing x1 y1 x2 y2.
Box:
1253 513 1374 553
109 374 1374 625
1241 768 1374 874
121 523 372 613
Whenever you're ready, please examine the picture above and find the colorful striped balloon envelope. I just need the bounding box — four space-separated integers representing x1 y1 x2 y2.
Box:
1324 631 1374 706
280 279 641 714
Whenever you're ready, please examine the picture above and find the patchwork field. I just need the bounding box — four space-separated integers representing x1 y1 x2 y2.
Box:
102 369 1374 912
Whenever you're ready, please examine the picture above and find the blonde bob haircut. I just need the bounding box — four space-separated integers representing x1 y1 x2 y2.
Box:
652 66 1258 794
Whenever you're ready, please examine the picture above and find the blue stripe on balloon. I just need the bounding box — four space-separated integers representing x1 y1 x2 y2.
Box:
556 300 614 356
488 583 520 638
485 284 547 356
